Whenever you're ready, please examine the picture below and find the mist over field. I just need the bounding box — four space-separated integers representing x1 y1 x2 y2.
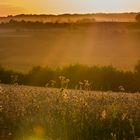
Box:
0 15 140 72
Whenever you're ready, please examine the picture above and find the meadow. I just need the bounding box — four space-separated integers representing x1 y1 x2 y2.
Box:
0 84 140 140
0 14 140 140
0 21 140 72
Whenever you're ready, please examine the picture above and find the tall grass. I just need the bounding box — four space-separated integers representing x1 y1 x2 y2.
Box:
0 84 140 140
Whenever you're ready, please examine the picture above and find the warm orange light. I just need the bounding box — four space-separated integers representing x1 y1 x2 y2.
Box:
33 125 45 136
0 0 140 16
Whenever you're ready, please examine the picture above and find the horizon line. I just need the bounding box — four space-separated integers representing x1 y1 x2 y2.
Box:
0 11 140 18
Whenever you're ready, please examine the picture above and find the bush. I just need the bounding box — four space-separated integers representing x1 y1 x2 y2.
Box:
0 61 140 92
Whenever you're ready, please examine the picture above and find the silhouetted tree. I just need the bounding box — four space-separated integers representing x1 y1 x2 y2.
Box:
135 14 140 23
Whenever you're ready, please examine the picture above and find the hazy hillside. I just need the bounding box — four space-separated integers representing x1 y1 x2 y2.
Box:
0 13 138 23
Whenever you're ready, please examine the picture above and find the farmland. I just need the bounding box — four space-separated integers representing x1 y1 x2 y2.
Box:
0 84 140 140
0 22 140 72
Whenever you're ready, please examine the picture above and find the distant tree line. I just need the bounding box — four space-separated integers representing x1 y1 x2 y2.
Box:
0 18 96 29
0 61 140 92
0 19 72 29
0 19 140 30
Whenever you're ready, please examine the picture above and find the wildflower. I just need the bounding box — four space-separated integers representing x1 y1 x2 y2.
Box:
84 80 90 90
62 92 69 101
122 112 128 120
60 88 64 93
50 80 56 87
65 78 70 89
59 76 65 81
79 81 83 90
59 76 66 88
65 78 70 83
119 85 125 92
45 83 49 87
0 105 3 112
79 81 83 85
101 110 107 119
8 132 12 136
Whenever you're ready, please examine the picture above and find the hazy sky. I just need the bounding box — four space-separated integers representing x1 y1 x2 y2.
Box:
0 0 140 16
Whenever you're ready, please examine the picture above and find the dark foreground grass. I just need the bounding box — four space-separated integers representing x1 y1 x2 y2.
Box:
0 84 140 140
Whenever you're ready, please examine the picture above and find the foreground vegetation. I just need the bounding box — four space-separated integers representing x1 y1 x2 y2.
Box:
0 84 140 140
0 61 140 92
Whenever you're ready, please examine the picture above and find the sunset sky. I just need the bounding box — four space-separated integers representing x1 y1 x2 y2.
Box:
0 0 140 16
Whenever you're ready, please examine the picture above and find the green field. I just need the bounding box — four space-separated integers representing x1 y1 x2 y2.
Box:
0 84 140 140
